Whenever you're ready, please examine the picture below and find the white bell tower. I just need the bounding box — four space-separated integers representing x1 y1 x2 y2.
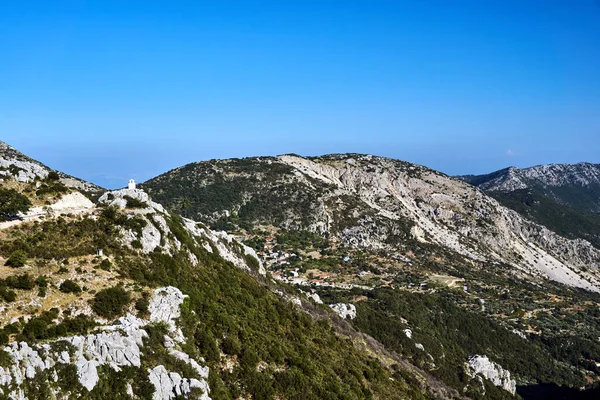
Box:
128 179 136 190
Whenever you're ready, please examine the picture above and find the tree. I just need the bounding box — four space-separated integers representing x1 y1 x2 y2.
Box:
47 171 60 181
0 188 31 220
5 250 27 267
91 286 131 319
60 280 82 294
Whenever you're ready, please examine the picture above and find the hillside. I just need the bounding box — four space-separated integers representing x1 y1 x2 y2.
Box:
0 145 467 399
143 153 600 398
460 163 600 249
0 141 102 194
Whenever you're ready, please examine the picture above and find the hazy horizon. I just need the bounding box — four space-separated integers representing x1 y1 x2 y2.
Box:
2 1 599 188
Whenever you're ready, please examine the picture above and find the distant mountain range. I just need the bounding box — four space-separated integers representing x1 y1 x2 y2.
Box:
459 162 600 212
459 163 600 248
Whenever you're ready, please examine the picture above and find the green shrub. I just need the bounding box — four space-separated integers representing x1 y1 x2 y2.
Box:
91 286 131 319
99 259 112 271
0 187 31 220
60 280 82 294
0 287 17 302
47 171 60 181
6 273 35 290
5 250 27 267
135 297 149 317
124 195 147 209
221 335 242 355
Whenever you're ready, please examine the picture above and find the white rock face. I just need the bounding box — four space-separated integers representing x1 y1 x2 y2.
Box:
277 155 600 292
0 157 48 182
99 188 167 214
148 365 209 400
473 163 600 192
50 192 95 212
0 287 210 399
329 303 357 320
149 287 187 342
301 291 323 304
404 329 412 339
183 219 266 275
466 355 516 395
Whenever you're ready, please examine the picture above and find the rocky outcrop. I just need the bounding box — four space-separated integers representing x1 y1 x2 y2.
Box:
148 286 187 343
329 303 357 320
0 140 100 190
0 287 211 399
148 365 209 400
183 219 266 276
466 355 516 395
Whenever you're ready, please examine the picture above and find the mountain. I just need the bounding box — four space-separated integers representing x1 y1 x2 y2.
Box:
0 140 102 193
459 163 600 249
0 144 466 399
143 154 600 292
460 163 600 213
143 153 600 398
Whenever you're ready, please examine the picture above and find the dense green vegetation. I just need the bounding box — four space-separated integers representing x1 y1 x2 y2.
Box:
349 288 587 393
91 286 131 319
112 214 434 399
142 158 332 231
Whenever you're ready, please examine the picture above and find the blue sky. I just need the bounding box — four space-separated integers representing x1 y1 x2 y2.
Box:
1 0 599 188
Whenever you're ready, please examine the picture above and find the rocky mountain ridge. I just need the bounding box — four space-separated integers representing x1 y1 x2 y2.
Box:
459 162 600 215
460 162 600 192
0 140 101 193
143 153 600 292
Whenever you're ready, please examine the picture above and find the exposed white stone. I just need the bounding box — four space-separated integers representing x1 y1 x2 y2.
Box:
49 192 95 212
149 287 187 343
301 291 323 304
0 287 211 398
148 365 209 400
404 329 412 339
466 355 516 395
329 303 357 320
277 154 600 292
182 219 266 275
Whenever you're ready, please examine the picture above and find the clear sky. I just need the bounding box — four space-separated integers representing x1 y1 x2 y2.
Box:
1 0 599 188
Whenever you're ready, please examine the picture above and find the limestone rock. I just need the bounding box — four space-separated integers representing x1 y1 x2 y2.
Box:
329 303 357 320
148 365 210 400
466 355 516 395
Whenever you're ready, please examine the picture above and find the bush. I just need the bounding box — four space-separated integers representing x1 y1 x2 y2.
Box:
60 280 82 294
221 335 242 355
135 297 150 316
6 273 35 290
124 196 147 209
47 171 60 181
0 287 16 302
5 250 27 267
91 286 131 319
99 259 112 271
0 188 31 220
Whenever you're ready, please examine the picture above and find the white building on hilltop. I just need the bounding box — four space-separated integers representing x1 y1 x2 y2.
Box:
128 179 136 190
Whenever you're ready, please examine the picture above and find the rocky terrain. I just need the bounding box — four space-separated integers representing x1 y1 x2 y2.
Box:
142 153 600 399
460 162 600 250
143 154 600 292
1 142 600 399
0 141 101 193
460 163 600 199
0 143 471 399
